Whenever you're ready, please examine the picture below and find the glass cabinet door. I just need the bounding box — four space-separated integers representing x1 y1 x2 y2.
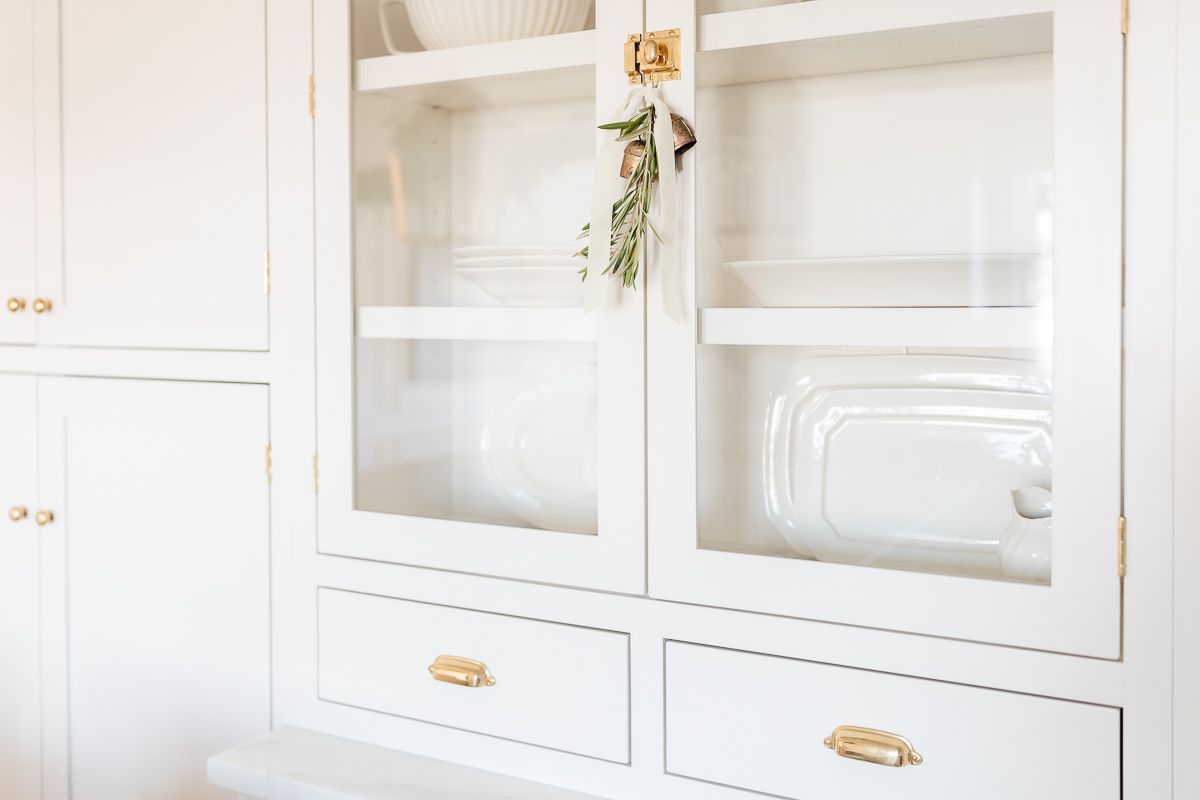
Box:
315 0 645 592
648 0 1123 657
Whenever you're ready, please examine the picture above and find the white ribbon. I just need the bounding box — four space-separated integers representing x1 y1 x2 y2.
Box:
584 85 684 322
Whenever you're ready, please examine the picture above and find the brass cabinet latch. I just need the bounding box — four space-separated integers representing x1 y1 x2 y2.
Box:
624 28 682 85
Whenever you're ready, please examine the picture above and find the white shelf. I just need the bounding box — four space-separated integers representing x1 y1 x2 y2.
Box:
358 306 597 343
356 30 596 109
699 307 1049 349
698 0 1053 87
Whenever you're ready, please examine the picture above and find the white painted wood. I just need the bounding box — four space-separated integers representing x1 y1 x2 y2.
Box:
699 0 1052 86
359 306 598 342
0 0 37 345
317 588 629 763
699 307 1048 348
315 0 645 593
647 0 1123 658
0 374 39 798
209 726 610 799
358 30 596 109
0 345 274 383
38 377 271 800
43 0 269 350
1122 0 1180 796
270 549 1123 800
1175 2 1200 797
664 641 1120 800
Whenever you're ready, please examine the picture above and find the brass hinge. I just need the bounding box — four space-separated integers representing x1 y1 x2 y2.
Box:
263 251 271 294
265 443 272 483
1117 515 1127 578
1121 0 1129 34
308 74 316 117
624 28 682 85
313 452 319 494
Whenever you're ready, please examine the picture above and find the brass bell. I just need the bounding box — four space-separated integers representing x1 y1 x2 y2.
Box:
619 113 697 179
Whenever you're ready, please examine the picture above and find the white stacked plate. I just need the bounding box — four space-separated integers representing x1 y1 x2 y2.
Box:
453 245 585 308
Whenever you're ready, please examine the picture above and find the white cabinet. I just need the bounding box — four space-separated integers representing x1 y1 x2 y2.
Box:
0 0 37 345
34 377 271 799
0 374 40 798
318 0 1124 655
32 0 270 350
305 1 1137 796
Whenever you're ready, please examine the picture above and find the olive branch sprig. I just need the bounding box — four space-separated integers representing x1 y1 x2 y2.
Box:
576 103 663 288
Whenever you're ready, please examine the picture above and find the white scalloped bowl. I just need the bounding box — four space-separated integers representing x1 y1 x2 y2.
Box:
398 0 593 51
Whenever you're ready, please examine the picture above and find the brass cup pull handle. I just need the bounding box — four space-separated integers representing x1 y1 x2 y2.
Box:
32 298 51 314
824 725 923 768
428 655 496 688
6 297 26 313
35 510 54 526
8 506 28 522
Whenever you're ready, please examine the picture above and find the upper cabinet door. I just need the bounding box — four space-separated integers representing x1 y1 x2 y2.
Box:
0 0 37 345
37 0 269 350
648 0 1123 657
0 374 39 798
314 0 645 591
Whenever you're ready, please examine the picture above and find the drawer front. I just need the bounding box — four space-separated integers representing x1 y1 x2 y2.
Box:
317 588 629 762
665 642 1119 800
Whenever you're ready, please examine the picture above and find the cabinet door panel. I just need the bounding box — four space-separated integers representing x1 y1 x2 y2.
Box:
0 374 39 797
44 0 269 350
647 0 1122 656
0 0 37 345
38 378 270 800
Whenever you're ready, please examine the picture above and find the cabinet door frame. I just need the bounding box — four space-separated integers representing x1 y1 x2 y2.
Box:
313 0 646 593
646 0 1123 658
0 0 38 345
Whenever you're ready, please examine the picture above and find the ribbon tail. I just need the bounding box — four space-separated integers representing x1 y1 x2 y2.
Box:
648 93 684 323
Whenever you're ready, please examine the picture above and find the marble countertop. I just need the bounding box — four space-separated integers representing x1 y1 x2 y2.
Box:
208 726 610 800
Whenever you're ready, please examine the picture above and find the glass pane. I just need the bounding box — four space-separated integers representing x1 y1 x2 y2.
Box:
350 2 598 534
695 21 1054 583
357 338 598 534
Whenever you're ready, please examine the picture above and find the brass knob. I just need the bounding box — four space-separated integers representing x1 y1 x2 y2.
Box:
6 297 26 313
8 506 28 522
428 655 496 688
35 510 54 526
32 298 51 314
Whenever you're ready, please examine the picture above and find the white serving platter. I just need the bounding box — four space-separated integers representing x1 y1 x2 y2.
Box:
763 354 1052 578
480 363 598 533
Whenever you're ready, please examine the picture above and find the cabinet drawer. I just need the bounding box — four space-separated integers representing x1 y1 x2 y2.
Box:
665 642 1119 800
317 588 629 762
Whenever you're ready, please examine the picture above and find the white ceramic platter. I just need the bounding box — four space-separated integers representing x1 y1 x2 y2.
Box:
724 254 1046 307
456 266 584 307
480 363 598 534
763 355 1052 578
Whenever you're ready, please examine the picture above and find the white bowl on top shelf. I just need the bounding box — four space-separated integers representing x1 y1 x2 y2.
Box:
380 0 593 53
723 254 1046 307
